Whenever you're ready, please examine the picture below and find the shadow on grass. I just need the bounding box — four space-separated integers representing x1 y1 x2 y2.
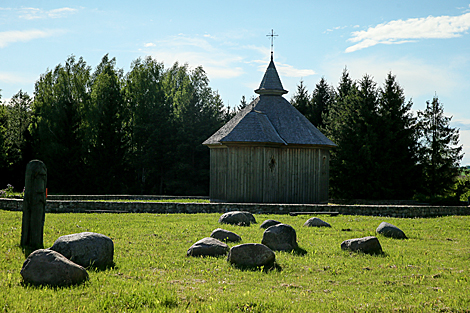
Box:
292 246 308 256
230 262 283 273
343 250 388 257
20 277 90 289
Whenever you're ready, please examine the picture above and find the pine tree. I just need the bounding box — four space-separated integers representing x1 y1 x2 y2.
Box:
327 73 382 199
238 95 248 111
417 96 463 197
311 77 334 130
290 80 311 120
376 73 419 199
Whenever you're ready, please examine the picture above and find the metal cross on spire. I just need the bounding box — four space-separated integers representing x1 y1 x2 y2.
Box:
266 29 278 59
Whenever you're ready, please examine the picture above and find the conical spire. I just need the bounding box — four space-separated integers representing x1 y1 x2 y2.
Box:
255 54 288 96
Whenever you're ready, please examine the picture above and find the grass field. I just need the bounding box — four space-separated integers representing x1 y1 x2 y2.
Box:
1 210 469 312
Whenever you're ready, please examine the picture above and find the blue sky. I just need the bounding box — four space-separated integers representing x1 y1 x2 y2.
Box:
1 1 470 165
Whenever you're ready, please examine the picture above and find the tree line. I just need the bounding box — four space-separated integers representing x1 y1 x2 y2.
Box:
0 55 466 201
0 55 231 195
290 69 466 203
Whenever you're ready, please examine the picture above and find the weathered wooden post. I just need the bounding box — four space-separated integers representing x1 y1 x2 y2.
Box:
21 160 47 250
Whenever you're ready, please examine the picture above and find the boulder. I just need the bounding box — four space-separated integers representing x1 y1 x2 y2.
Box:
240 211 257 224
210 228 241 242
341 236 383 254
303 217 331 227
20 249 88 287
261 223 298 252
218 211 253 226
227 243 275 268
187 237 229 257
260 219 281 229
376 222 407 239
49 232 114 269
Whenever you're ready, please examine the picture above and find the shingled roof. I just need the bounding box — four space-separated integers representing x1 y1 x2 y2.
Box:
203 56 336 148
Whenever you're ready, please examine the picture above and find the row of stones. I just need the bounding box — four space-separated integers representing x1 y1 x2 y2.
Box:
1 198 468 217
185 211 407 268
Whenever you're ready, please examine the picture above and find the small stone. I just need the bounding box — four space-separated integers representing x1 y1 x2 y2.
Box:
20 249 88 287
260 219 281 229
227 243 275 268
261 223 298 252
187 237 229 257
210 228 241 242
303 217 331 227
49 232 114 269
376 222 407 239
341 236 383 254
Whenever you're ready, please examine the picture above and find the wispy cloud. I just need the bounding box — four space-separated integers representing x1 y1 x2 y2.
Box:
274 63 315 78
0 72 36 84
323 55 460 100
346 12 470 52
143 35 245 79
18 7 77 20
0 29 65 48
145 34 315 80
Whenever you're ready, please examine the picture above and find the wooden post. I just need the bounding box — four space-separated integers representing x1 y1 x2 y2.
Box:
21 160 47 250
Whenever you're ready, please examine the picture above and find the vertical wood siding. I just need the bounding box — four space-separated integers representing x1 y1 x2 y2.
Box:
209 146 330 203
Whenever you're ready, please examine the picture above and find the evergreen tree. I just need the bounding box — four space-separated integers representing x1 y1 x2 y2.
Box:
376 73 419 199
311 77 334 130
290 80 311 120
238 95 248 111
417 96 463 197
328 73 382 199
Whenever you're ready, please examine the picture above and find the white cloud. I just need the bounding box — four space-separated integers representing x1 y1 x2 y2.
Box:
0 72 36 84
275 63 316 78
347 12 470 52
18 7 77 20
146 34 315 80
324 55 459 100
144 42 156 47
0 29 64 48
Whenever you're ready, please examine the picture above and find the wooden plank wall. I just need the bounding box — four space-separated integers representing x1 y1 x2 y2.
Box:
209 146 330 204
209 148 227 201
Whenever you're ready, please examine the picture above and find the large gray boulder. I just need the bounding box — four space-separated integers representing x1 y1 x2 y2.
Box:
227 243 275 268
260 219 281 229
341 236 383 254
218 211 254 226
303 217 331 227
261 223 298 252
240 211 257 224
187 237 229 257
210 228 241 242
376 222 407 239
20 249 88 287
49 232 114 269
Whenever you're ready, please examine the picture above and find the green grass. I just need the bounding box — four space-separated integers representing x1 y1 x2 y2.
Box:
1 211 469 312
